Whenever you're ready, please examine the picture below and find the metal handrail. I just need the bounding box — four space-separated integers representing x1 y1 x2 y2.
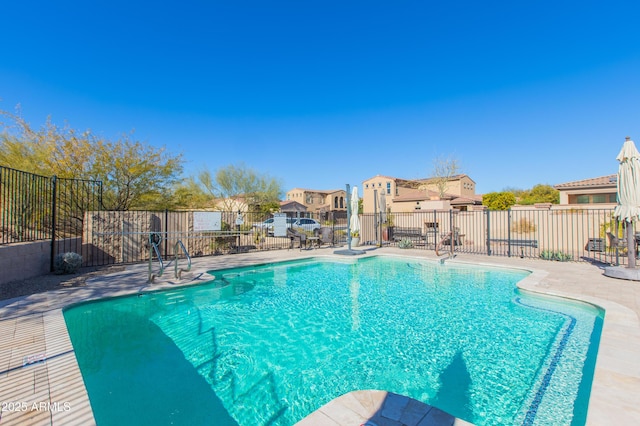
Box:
174 240 192 279
148 234 164 283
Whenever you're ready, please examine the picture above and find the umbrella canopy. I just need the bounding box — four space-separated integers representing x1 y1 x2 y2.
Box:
350 186 360 234
614 137 640 222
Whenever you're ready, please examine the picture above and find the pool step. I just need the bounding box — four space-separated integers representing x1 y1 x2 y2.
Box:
149 269 197 284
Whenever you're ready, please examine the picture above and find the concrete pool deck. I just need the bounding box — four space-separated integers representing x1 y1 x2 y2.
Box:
0 247 639 425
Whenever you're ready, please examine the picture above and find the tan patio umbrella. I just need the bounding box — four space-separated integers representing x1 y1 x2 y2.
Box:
613 136 640 268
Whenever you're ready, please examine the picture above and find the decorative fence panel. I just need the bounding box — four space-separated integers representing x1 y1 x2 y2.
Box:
0 165 103 270
360 207 628 265
1 164 631 272
83 210 349 267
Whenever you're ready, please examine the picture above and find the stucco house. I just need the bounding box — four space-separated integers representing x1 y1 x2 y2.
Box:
214 196 250 212
361 174 482 213
553 175 617 205
279 200 307 214
285 188 347 214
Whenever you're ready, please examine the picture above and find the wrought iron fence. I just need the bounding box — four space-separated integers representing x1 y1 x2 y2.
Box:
0 165 103 267
2 164 632 270
359 208 631 265
1 167 52 244
83 210 349 266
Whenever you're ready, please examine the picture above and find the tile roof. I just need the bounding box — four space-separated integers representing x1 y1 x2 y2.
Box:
392 188 441 202
392 189 482 204
286 188 345 194
554 175 617 189
363 174 474 184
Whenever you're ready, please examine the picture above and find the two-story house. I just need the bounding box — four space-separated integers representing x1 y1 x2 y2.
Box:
285 188 347 214
361 174 481 213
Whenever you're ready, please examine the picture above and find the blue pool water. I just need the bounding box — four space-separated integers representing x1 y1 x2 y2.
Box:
64 256 602 426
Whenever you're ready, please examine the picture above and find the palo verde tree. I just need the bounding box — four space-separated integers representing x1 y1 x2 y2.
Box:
0 109 184 210
196 163 283 212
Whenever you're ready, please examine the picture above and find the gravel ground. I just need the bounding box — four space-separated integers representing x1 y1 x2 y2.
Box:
0 265 125 301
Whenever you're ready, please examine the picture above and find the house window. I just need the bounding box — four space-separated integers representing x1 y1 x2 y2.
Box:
575 193 617 204
306 195 313 204
334 196 338 208
340 197 344 208
386 182 391 195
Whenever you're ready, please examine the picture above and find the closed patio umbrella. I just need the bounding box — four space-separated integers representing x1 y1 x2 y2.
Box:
349 186 360 236
613 136 640 268
379 191 387 224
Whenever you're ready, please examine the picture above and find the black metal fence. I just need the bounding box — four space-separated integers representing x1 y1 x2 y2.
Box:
359 208 630 265
82 210 349 266
0 165 103 266
1 163 632 270
82 207 632 268
1 166 52 244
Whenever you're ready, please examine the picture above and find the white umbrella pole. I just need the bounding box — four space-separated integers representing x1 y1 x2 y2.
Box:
346 184 352 250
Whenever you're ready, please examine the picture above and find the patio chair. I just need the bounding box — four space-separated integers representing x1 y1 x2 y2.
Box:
314 227 334 247
606 231 627 251
287 228 308 250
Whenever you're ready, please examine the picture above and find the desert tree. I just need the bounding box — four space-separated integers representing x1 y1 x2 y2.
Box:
0 108 184 211
197 163 283 212
426 155 460 199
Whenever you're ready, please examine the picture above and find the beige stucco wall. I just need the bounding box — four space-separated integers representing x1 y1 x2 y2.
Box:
362 176 400 213
418 175 476 197
0 238 83 285
558 187 616 205
0 241 51 285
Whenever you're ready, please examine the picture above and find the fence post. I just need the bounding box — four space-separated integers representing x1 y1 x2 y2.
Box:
507 209 512 257
486 210 491 256
449 209 454 256
50 175 57 272
164 209 169 260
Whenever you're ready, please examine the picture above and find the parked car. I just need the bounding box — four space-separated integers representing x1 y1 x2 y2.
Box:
292 218 321 232
252 217 321 235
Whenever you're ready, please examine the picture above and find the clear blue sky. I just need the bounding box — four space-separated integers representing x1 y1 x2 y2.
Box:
2 1 639 195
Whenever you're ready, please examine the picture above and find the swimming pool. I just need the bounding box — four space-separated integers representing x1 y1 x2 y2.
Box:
64 256 602 426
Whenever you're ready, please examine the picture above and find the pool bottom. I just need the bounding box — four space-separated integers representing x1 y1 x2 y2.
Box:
64 257 602 426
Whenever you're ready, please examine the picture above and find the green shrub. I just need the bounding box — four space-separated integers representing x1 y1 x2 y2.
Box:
540 250 572 262
53 252 83 274
398 238 414 249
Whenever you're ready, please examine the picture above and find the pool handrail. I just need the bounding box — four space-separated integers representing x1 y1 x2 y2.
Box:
174 239 192 279
148 233 164 282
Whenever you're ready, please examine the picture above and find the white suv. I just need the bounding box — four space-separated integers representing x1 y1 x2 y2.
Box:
292 218 321 232
253 217 321 235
